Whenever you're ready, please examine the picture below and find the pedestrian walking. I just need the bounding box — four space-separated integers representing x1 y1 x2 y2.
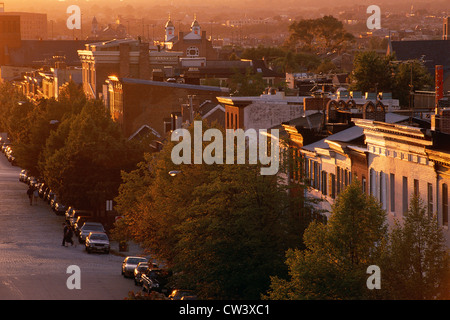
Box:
65 225 74 247
62 223 68 246
33 188 39 205
27 187 33 206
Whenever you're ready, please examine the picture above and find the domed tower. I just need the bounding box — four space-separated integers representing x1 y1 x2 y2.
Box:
191 14 201 35
165 14 175 42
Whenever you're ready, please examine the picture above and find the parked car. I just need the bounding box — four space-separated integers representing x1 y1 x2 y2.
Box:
85 232 110 254
69 209 93 228
65 207 74 223
78 222 105 243
27 176 37 187
50 197 58 211
134 262 149 286
38 184 48 198
54 202 67 216
74 216 101 236
141 269 171 294
168 289 197 300
46 190 55 204
134 261 158 285
121 256 148 278
19 170 28 182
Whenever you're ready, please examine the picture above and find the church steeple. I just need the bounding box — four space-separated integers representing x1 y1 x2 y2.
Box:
191 14 201 35
165 13 175 41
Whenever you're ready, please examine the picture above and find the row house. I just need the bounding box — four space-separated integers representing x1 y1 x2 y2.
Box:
15 64 82 100
301 106 450 247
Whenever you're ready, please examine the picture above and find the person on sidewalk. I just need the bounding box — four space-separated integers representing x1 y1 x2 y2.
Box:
62 223 68 246
33 188 39 205
65 225 74 247
27 187 33 206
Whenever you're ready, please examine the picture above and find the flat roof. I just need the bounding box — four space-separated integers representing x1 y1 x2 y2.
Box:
119 78 230 93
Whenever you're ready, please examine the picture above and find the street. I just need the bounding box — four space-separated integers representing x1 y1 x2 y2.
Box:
0 154 142 300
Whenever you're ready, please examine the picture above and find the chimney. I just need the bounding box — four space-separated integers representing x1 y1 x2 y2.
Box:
138 42 151 80
444 17 449 40
436 65 444 111
431 65 449 133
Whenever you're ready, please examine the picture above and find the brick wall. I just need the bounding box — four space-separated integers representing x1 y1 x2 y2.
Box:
121 81 223 137
439 108 450 134
304 97 330 112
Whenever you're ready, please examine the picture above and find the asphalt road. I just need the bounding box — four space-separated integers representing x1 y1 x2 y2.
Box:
0 153 144 300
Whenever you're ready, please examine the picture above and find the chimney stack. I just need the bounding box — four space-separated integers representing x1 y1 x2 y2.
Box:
444 17 449 40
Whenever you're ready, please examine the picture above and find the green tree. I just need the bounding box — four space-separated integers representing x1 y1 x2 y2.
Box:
264 179 388 300
349 51 394 94
41 100 140 212
113 120 317 299
286 16 354 53
229 67 266 96
380 195 450 300
315 59 338 74
392 60 433 107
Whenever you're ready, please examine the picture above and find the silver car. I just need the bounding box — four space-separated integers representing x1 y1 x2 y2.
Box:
85 232 110 254
121 256 148 278
78 222 105 243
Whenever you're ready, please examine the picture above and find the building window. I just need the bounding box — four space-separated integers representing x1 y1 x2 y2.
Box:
315 162 320 190
164 120 172 134
336 167 341 195
403 177 408 214
390 173 395 212
427 183 433 217
443 184 448 227
414 179 419 197
380 171 386 209
186 46 199 57
362 176 367 194
370 168 376 197
330 173 336 199
304 159 309 184
321 171 327 196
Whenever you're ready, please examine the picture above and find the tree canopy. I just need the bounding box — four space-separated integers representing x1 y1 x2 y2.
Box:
112 120 319 299
286 15 354 53
264 179 388 300
350 51 433 107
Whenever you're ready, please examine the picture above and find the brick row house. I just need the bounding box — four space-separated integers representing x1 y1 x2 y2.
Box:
300 106 450 247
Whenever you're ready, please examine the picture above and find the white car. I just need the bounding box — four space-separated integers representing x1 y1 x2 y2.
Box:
85 232 110 254
121 256 148 278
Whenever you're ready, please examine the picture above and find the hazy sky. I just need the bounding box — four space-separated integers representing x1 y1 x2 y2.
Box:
4 0 449 10
3 0 449 20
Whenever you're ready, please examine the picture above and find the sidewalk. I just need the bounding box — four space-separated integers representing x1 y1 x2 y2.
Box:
109 240 146 257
